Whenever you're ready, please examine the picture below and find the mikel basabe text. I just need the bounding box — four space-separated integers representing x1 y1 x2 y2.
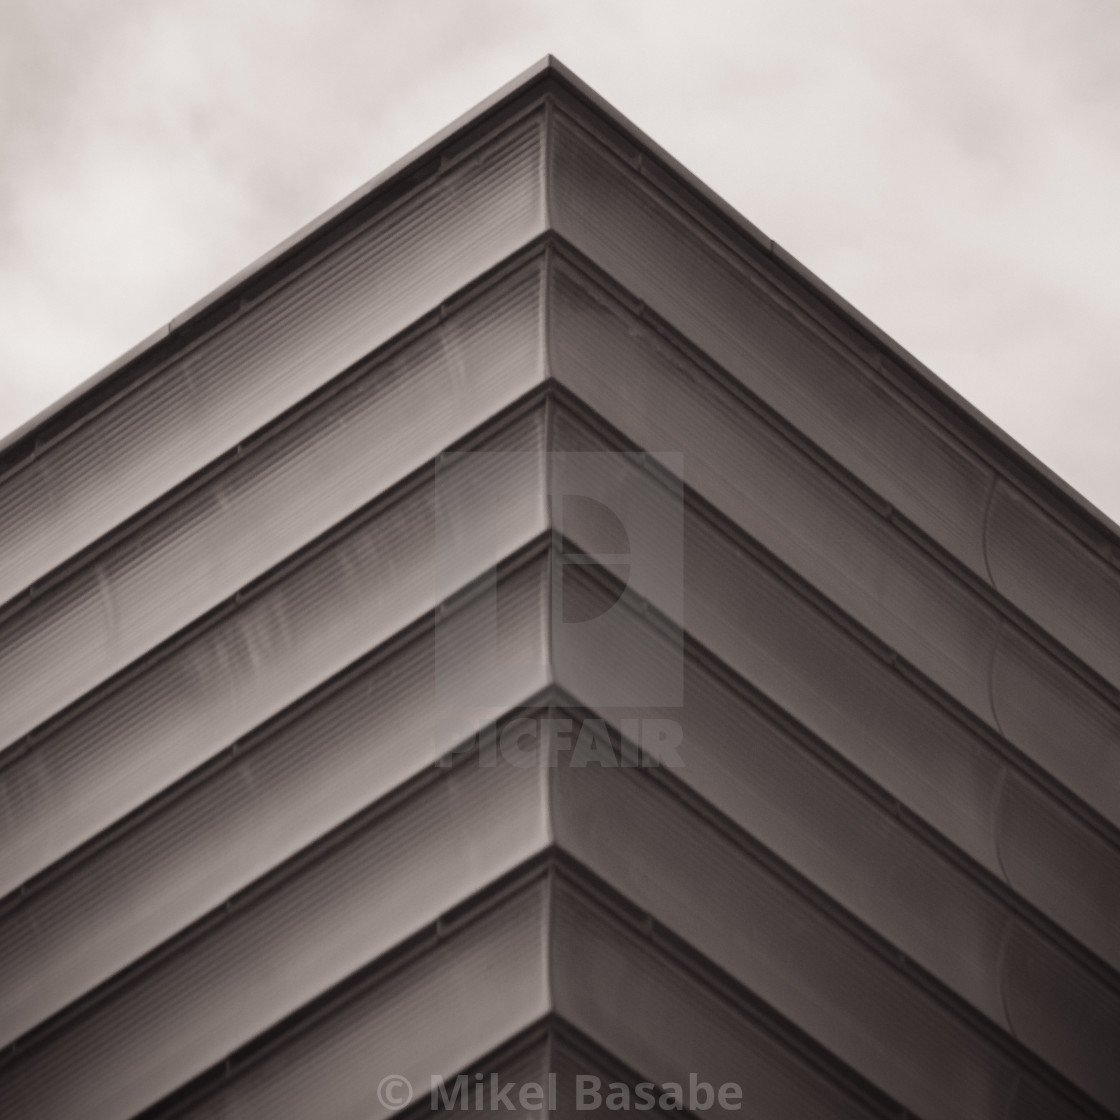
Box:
429 1072 742 1111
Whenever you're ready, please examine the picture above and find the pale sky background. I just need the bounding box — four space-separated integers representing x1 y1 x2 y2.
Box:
2 0 1118 519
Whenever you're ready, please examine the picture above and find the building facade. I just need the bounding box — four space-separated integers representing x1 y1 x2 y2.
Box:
1 57 1119 1119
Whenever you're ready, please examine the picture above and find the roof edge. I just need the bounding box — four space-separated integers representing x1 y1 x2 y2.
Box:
540 59 1120 545
0 55 562 473
5 54 1118 547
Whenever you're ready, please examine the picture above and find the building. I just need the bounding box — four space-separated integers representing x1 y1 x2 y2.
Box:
1 56 1118 1119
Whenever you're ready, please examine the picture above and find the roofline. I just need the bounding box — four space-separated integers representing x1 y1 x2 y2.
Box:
4 54 1118 545
0 55 559 468
542 58 1120 545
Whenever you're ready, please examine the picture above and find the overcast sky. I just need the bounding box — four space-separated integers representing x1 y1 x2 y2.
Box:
2 0 1118 520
